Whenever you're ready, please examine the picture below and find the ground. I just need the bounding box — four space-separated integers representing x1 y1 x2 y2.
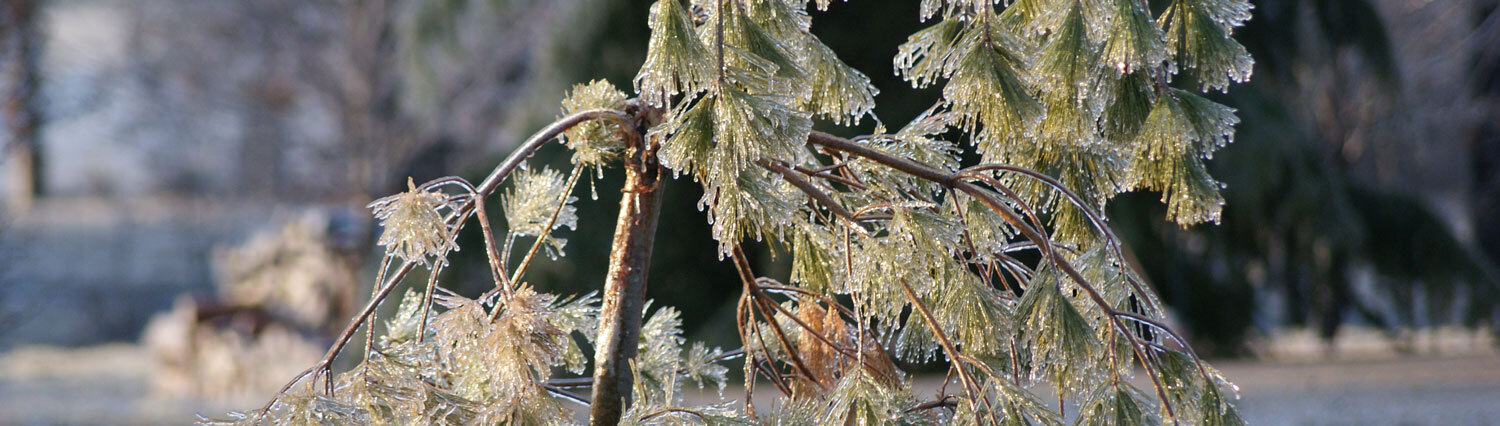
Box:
2 341 1498 425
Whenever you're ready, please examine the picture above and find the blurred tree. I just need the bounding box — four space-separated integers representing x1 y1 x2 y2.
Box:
1 0 42 213
120 0 586 201
1110 0 1500 355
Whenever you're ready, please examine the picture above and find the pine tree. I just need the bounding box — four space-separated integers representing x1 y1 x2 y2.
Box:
213 0 1254 424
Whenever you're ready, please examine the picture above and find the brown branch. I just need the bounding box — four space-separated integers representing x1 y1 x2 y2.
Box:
362 254 395 359
1112 311 1190 348
961 173 1051 246
732 246 823 392
474 194 512 294
807 131 954 184
548 376 594 389
794 164 867 190
751 295 823 389
589 105 662 425
415 263 445 344
756 159 886 236
906 396 959 413
734 274 757 415
257 257 419 419
753 356 796 397
545 384 591 406
753 280 855 317
637 408 707 422
758 159 858 221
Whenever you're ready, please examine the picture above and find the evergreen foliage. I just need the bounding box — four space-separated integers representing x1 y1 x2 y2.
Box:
217 0 1255 424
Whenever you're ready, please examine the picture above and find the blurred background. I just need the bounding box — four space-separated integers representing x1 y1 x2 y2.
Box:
1 0 1498 423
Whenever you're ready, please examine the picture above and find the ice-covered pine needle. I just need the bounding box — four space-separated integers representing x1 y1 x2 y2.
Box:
368 177 459 268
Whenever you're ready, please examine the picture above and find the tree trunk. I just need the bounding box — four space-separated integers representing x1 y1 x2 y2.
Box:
588 130 663 425
2 0 41 214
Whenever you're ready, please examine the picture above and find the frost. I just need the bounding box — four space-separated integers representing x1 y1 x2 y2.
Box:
930 265 1014 359
635 305 688 398
715 5 807 95
1128 88 1237 225
1015 268 1100 395
560 80 629 167
368 177 459 268
635 0 714 106
855 109 962 197
1100 0 1169 75
683 342 730 392
944 21 1042 156
798 34 878 126
789 225 843 294
895 19 967 89
818 368 928 425
655 82 810 254
1100 71 1156 142
746 0 811 42
1075 382 1159 425
381 289 432 347
502 167 579 257
1161 0 1255 92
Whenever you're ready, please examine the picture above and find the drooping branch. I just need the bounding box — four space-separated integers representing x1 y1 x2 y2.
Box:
255 108 637 422
475 108 633 197
756 159 886 236
256 257 418 419
961 163 1167 315
806 131 1117 314
804 130 1185 418
362 254 396 360
731 245 823 392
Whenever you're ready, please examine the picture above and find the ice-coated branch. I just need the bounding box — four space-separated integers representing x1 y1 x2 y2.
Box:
588 104 662 426
805 130 1187 419
475 108 633 197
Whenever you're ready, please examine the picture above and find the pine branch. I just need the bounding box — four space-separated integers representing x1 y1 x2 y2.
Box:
806 130 1188 419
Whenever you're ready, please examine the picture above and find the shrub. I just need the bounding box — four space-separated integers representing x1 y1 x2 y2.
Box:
212 0 1253 424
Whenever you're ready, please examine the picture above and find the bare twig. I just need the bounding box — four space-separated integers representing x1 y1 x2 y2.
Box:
758 159 857 222
474 191 512 295
638 408 707 422
545 384 592 406
732 246 823 392
362 254 395 359
416 263 445 343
